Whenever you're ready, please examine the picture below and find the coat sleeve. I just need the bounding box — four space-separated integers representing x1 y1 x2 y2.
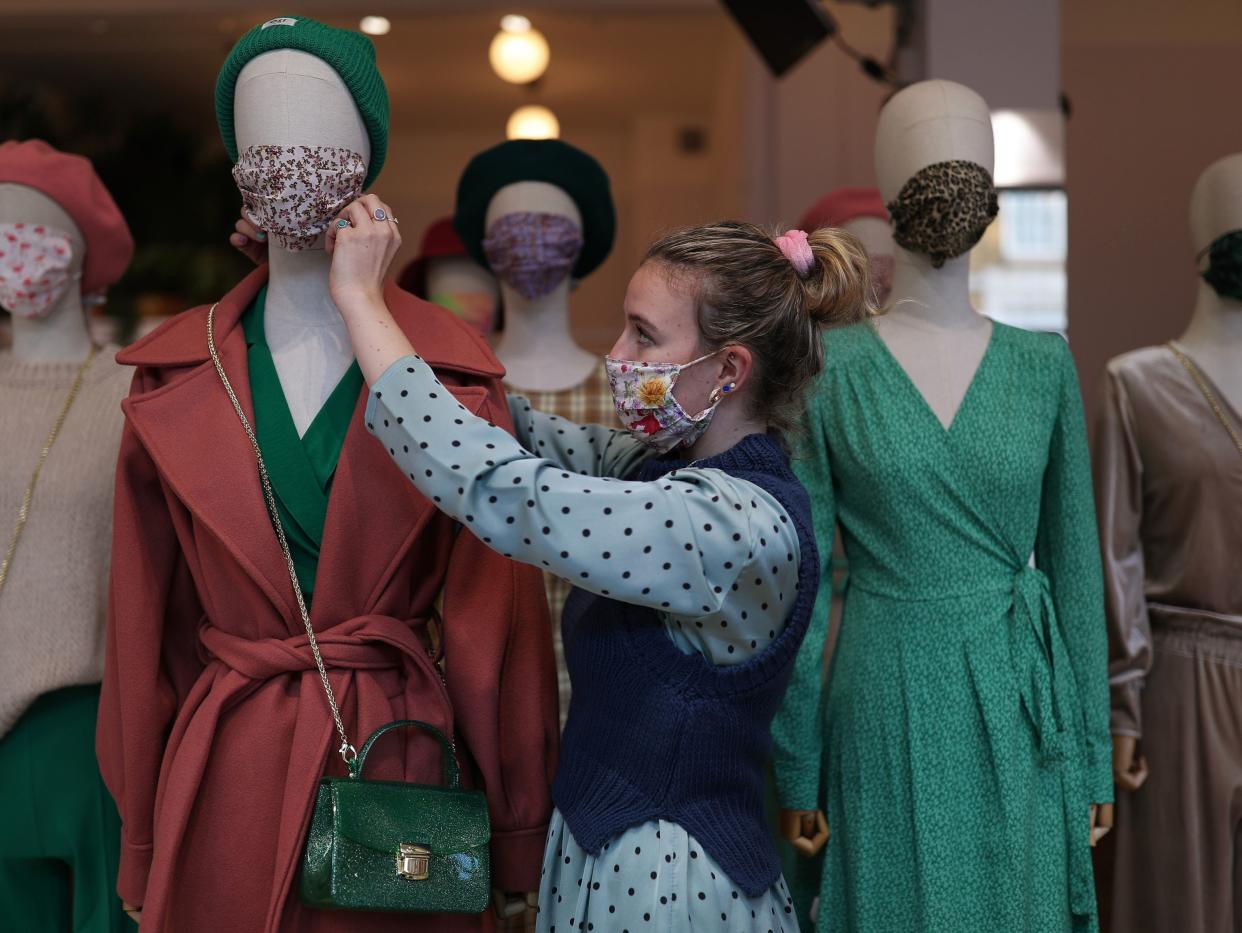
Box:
1035 339 1113 806
1091 364 1151 739
96 401 204 908
770 383 834 812
443 378 558 894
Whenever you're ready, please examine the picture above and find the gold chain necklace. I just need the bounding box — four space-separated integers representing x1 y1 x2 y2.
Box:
0 345 99 600
1167 341 1242 461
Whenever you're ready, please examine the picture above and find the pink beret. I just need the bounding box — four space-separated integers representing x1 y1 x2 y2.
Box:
0 139 133 295
798 186 889 232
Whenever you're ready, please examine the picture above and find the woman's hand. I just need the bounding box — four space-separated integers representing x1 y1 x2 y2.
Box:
122 901 141 924
230 213 268 266
326 193 402 314
779 807 830 857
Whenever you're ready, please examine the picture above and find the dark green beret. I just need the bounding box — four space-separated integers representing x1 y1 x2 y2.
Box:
454 139 616 279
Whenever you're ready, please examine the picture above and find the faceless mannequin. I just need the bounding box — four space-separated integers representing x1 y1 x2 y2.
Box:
1179 152 1242 411
425 256 500 336
234 49 369 436
485 181 596 392
874 79 995 429
0 184 93 363
841 215 896 308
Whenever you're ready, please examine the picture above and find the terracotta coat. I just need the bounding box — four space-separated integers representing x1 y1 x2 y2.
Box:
97 267 557 932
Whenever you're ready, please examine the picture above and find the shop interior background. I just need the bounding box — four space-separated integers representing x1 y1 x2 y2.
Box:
1 0 1239 410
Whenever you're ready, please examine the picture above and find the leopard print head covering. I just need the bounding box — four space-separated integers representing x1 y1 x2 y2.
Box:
886 160 999 268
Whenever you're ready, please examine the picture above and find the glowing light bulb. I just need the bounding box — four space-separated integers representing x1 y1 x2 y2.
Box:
360 16 391 36
506 105 560 140
489 17 549 85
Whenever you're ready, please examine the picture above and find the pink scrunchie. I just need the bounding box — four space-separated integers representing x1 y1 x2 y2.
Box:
773 229 814 278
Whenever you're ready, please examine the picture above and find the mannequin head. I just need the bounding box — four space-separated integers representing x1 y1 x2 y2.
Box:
483 181 583 304
875 79 994 203
0 183 86 319
425 256 501 335
1190 153 1242 254
234 50 370 161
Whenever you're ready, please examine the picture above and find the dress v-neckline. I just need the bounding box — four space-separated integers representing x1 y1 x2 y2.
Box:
866 320 1000 437
1167 341 1242 436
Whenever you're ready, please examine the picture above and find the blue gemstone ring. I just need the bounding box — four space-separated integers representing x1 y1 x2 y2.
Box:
336 218 351 228
373 207 387 221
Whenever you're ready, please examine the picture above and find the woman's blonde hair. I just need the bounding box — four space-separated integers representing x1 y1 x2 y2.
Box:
644 221 874 435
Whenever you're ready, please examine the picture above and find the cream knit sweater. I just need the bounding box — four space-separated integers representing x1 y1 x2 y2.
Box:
0 346 131 738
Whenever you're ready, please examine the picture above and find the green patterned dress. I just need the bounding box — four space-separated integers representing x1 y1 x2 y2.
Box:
771 322 1112 932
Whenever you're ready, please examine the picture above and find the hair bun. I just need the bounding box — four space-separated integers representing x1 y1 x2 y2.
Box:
799 227 874 326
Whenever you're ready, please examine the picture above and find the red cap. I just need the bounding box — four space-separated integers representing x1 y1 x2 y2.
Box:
397 216 470 298
798 186 889 232
0 139 133 295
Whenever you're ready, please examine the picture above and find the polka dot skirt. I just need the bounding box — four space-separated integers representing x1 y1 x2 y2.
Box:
538 811 799 933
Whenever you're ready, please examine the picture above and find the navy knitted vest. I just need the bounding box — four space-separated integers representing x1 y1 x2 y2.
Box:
552 433 820 897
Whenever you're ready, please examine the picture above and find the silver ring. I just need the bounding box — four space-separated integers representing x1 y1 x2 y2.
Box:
336 218 352 228
373 207 388 222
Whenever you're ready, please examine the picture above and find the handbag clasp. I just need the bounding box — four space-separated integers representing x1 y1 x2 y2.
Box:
397 843 431 881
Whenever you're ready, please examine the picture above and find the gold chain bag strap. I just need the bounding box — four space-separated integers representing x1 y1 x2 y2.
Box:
0 346 98 600
206 305 490 913
1168 341 1242 461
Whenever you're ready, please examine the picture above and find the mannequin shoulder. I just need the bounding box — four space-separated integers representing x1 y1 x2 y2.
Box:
1104 344 1173 381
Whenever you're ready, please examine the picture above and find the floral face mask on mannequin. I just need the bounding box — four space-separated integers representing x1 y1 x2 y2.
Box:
0 222 80 319
1198 229 1242 303
886 160 999 268
482 212 584 301
232 145 367 250
605 350 727 455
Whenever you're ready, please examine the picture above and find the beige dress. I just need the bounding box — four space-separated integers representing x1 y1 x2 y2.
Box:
505 361 613 727
1093 344 1242 933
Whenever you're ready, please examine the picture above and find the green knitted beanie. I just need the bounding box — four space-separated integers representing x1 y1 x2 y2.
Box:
215 15 389 189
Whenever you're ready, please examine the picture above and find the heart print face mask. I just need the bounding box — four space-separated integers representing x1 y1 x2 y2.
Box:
0 223 79 319
232 145 367 251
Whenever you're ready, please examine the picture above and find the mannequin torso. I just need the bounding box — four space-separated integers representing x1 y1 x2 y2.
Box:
486 181 596 392
1178 152 1242 411
0 183 94 363
873 80 995 429
234 49 370 435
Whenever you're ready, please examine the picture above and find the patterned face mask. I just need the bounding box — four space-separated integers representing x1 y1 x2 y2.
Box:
1198 229 1242 303
0 222 79 319
605 350 724 455
886 160 999 268
232 145 366 250
482 212 583 301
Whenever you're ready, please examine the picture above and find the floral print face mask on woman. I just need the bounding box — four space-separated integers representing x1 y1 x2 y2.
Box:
232 145 367 250
605 349 724 455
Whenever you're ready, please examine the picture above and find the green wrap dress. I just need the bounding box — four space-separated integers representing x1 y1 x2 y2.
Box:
771 322 1112 932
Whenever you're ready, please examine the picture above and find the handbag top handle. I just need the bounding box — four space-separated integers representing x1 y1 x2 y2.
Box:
353 719 460 788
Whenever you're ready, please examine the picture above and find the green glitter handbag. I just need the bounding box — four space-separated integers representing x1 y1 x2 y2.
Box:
300 719 492 913
207 306 491 914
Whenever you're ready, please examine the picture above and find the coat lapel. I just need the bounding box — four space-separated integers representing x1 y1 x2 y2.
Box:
119 266 298 622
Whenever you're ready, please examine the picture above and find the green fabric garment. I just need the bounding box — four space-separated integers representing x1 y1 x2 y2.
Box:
771 322 1111 933
0 686 133 932
243 285 363 604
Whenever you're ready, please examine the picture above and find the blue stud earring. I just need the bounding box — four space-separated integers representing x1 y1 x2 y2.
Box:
722 383 736 393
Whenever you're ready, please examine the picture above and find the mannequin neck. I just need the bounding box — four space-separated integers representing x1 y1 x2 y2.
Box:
1179 281 1242 351
493 278 596 391
9 282 94 363
265 241 345 330
883 247 981 330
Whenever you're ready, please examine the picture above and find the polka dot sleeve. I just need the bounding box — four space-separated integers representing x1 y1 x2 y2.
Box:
365 354 801 632
504 393 652 480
